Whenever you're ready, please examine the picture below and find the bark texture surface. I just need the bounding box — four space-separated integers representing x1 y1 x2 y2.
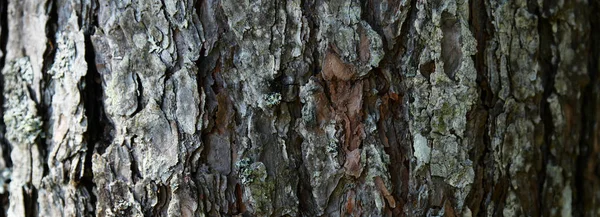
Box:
0 0 598 216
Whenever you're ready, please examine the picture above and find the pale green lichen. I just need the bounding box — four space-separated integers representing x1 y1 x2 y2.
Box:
264 92 282 107
3 58 43 145
326 139 337 154
241 162 274 216
236 157 254 184
503 191 519 217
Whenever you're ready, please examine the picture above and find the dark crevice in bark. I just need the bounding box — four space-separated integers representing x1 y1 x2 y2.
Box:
466 0 496 215
131 73 144 118
397 0 417 73
290 100 315 216
42 0 58 74
396 2 421 80
361 0 416 211
81 2 103 212
38 0 60 180
575 2 600 215
296 0 320 215
537 12 556 214
128 136 143 183
390 0 416 209
469 0 494 109
0 1 8 213
386 0 415 71
164 29 179 82
0 0 12 173
358 0 382 44
152 183 171 216
0 0 7 69
0 195 6 217
194 50 219 175
491 171 510 216
301 0 320 78
22 185 37 217
194 78 212 170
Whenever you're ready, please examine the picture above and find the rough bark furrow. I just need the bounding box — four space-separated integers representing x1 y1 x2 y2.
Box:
577 1 600 216
0 0 9 213
81 0 102 213
0 0 599 216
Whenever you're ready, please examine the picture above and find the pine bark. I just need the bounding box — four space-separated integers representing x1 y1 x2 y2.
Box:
0 0 598 216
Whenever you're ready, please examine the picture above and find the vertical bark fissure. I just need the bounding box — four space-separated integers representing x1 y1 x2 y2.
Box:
469 0 494 108
131 73 144 118
467 0 496 215
576 1 600 215
82 19 102 214
0 0 597 215
296 0 320 214
376 0 416 211
389 0 416 213
22 187 36 217
41 0 58 73
39 0 59 181
192 0 209 172
537 11 556 214
0 0 12 171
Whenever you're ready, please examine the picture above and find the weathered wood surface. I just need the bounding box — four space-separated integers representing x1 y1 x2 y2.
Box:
0 0 598 216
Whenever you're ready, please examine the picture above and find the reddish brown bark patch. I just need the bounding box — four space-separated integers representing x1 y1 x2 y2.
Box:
328 80 364 151
359 28 371 63
375 176 397 208
322 49 369 181
314 91 335 129
344 190 356 214
323 50 356 81
344 148 363 178
215 92 234 134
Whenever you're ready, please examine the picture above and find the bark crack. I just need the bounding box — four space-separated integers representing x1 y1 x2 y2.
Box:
295 0 321 214
0 0 11 173
40 0 60 181
81 2 103 213
466 0 497 215
575 1 600 215
537 10 557 214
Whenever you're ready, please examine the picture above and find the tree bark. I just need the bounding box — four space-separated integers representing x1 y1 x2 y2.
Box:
0 0 598 216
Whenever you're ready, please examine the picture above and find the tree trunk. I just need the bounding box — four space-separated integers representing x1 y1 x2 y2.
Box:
0 0 598 216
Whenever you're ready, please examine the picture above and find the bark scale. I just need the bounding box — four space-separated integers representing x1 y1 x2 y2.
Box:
0 0 597 216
